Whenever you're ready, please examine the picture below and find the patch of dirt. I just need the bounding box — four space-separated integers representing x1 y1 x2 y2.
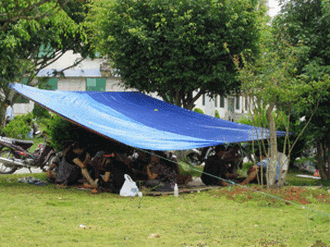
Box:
281 187 310 205
209 185 330 205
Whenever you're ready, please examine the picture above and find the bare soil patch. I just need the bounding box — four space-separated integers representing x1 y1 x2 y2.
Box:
209 185 330 205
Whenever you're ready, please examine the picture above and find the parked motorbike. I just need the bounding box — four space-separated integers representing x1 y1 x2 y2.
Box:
187 146 216 166
186 144 247 169
0 137 56 174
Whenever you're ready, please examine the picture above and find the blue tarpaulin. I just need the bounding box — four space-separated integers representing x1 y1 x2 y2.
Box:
11 83 274 151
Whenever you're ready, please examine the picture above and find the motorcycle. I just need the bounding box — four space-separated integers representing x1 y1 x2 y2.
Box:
186 144 248 169
0 136 56 174
187 146 216 166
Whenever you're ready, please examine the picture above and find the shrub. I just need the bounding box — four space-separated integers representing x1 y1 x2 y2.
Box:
193 108 204 114
47 115 73 150
32 103 51 119
48 115 130 154
215 110 220 118
2 113 33 139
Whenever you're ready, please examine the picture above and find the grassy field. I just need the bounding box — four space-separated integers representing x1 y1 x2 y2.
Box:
0 170 329 247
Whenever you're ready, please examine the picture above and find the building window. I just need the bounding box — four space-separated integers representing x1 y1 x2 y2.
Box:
236 96 240 110
214 96 217 107
38 77 58 90
86 78 106 91
220 96 225 108
245 96 248 111
228 98 234 113
48 78 58 90
202 94 205 106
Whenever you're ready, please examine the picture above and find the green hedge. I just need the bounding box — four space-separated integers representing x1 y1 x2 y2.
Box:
193 108 204 114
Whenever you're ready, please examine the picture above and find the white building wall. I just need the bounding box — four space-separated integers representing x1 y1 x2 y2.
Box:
192 94 250 120
58 78 85 91
193 93 215 116
13 101 35 116
105 78 136 92
204 96 215 116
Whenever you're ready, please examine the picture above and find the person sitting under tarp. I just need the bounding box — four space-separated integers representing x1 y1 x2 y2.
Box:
130 150 191 187
129 150 150 182
158 151 192 185
222 144 243 174
201 145 242 186
145 151 178 191
49 142 97 188
240 150 283 185
89 151 132 194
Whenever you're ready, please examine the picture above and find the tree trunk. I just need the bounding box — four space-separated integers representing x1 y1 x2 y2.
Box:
316 141 330 180
266 103 278 187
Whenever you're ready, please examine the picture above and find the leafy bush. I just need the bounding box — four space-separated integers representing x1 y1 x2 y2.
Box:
215 110 220 118
32 103 51 119
2 113 33 139
47 115 130 154
47 115 73 150
193 108 204 114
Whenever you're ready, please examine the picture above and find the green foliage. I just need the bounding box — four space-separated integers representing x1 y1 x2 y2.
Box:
0 0 95 123
94 0 264 109
215 110 220 119
47 115 129 153
47 115 73 151
193 108 204 114
32 104 51 119
2 113 33 139
272 0 330 179
237 109 310 166
237 108 289 131
233 31 330 184
273 0 330 75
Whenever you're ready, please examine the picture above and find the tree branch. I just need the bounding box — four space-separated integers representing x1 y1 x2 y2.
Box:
0 0 70 31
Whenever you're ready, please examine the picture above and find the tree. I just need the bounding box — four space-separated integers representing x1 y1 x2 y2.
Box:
272 0 330 180
237 107 312 169
0 0 95 123
93 0 265 109
233 25 330 186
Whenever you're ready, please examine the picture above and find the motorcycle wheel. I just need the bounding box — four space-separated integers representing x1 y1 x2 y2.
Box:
0 149 18 174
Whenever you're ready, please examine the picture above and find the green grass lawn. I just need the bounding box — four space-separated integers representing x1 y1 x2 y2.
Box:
0 170 329 247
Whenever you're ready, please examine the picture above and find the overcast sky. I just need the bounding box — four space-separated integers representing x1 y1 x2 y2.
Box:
268 0 281 17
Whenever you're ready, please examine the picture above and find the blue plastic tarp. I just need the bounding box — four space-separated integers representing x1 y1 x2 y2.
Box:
11 83 274 151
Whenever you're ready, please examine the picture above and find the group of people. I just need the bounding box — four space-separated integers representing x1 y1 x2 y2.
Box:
201 145 245 186
46 142 192 193
46 141 287 192
201 144 287 186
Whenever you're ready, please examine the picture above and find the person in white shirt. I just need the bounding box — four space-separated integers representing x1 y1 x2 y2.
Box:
4 100 13 125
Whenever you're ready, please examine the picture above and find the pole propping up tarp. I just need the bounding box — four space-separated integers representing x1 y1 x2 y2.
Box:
11 83 275 151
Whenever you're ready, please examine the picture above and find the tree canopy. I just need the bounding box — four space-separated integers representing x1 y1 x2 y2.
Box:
94 0 265 109
0 0 95 103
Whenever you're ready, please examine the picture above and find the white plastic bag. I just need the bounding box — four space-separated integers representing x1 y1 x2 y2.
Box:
119 174 139 197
